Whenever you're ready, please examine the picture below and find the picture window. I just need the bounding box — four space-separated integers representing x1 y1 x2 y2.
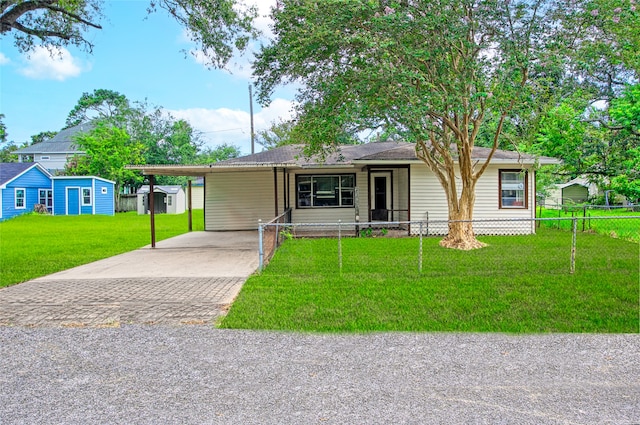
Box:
297 174 355 208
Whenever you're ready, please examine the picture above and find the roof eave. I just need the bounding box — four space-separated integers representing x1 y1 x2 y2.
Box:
0 163 52 188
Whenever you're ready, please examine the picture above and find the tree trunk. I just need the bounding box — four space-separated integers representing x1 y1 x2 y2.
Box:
439 179 487 250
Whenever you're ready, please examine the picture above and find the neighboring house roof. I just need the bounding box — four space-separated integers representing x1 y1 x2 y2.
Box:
556 177 590 189
0 162 52 188
14 123 94 155
128 142 560 176
137 185 184 195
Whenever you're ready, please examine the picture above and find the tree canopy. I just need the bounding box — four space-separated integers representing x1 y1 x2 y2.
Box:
255 0 612 249
0 0 103 52
65 89 130 128
1 0 257 68
67 122 145 197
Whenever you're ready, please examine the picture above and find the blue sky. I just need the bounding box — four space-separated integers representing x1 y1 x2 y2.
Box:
0 0 294 154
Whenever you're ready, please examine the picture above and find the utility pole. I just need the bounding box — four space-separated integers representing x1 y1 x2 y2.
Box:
249 84 255 154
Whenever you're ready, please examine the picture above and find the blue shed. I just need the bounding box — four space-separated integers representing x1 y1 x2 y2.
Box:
0 163 53 221
52 176 115 216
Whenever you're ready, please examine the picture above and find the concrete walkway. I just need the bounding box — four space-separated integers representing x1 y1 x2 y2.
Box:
0 231 258 327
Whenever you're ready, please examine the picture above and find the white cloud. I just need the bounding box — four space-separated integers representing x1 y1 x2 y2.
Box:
18 46 84 81
166 97 295 154
0 53 10 65
252 0 278 35
186 0 278 80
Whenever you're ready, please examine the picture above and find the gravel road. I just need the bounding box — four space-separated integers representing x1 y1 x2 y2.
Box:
1 326 638 424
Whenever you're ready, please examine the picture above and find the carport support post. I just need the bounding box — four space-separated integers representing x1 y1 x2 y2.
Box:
188 180 193 232
149 175 156 248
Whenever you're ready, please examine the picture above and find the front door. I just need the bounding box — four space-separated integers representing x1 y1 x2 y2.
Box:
371 172 392 221
67 187 80 215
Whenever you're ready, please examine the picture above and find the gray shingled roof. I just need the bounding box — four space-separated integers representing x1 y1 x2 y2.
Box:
137 185 184 195
0 162 50 186
218 141 558 165
128 141 560 177
356 143 556 162
219 141 411 166
14 123 93 154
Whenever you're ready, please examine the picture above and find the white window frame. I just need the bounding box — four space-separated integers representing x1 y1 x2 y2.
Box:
296 174 356 208
499 170 528 209
81 187 92 206
15 188 26 209
38 189 53 209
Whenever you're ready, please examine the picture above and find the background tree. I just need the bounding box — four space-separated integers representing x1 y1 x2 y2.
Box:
256 119 296 150
66 122 145 205
0 113 19 162
255 0 593 249
194 143 241 163
65 89 130 128
2 0 257 69
30 130 57 145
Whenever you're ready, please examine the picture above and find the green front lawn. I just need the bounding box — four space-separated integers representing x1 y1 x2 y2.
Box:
0 211 203 287
220 228 640 333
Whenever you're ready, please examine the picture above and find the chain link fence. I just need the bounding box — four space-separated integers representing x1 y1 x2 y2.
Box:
258 213 639 273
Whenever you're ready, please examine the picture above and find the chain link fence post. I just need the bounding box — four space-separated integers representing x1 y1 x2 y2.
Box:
419 221 423 273
258 219 264 272
570 218 577 274
338 220 342 272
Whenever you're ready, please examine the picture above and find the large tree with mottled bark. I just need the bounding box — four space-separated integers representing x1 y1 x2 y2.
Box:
254 0 624 249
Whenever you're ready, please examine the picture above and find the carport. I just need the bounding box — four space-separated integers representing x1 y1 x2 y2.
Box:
126 163 285 247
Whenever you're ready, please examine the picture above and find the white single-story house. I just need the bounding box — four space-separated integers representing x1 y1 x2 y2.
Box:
544 177 600 208
137 185 186 215
14 123 93 173
129 142 559 235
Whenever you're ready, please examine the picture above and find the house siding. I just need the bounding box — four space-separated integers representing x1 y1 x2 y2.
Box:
0 166 52 221
410 164 535 235
186 186 205 209
53 178 88 215
205 170 276 230
93 179 115 216
35 153 72 171
53 177 114 216
289 169 368 230
173 189 186 214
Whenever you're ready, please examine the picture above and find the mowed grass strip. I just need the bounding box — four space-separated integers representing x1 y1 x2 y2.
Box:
220 228 639 333
538 207 640 242
0 211 203 287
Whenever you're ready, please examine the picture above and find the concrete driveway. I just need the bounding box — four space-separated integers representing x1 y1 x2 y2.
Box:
0 231 258 327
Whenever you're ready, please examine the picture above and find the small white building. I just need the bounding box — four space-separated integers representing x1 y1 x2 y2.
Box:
544 177 600 208
136 185 186 215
